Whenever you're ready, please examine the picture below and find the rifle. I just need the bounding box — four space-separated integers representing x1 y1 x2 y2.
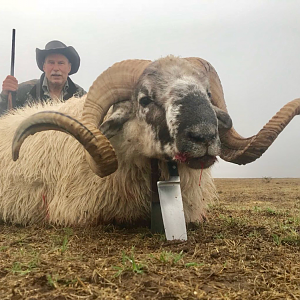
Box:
7 29 16 110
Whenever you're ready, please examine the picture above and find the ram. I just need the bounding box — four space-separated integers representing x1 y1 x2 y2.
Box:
0 56 299 226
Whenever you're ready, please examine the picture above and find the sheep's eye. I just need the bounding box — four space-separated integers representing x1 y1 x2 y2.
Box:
139 96 152 107
207 91 212 99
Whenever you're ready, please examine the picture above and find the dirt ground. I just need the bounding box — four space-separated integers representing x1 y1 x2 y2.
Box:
0 178 300 300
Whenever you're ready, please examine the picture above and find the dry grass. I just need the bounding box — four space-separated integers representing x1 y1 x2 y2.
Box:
0 178 300 299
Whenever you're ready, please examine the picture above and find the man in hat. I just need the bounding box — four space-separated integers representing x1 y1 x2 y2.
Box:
0 40 86 116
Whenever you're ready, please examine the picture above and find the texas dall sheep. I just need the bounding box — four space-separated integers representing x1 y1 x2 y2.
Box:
0 56 299 226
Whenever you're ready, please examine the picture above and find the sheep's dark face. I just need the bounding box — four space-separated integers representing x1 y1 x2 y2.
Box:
100 57 232 169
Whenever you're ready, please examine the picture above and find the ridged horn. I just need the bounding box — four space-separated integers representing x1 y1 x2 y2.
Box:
220 99 300 164
12 111 117 178
83 59 151 128
185 57 300 164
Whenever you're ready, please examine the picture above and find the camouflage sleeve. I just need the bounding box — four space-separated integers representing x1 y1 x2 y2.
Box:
16 80 38 105
0 80 37 116
0 93 9 116
74 84 87 97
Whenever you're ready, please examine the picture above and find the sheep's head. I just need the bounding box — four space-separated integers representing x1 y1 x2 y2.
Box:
12 56 300 177
100 56 232 169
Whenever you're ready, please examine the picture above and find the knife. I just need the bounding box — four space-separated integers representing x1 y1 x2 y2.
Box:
157 161 187 241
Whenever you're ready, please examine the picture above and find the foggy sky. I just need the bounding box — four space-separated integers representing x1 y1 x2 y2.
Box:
1 0 299 178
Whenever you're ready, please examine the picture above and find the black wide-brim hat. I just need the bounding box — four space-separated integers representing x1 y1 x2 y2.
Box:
36 40 80 75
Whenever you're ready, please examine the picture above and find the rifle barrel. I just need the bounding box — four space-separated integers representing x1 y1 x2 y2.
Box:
8 29 16 110
10 29 16 76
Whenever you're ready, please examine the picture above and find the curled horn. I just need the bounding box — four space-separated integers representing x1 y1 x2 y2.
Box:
12 59 151 177
83 59 151 128
12 111 117 177
219 99 300 164
185 57 300 164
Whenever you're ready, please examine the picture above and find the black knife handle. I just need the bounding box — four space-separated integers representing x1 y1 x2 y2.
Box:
167 161 179 177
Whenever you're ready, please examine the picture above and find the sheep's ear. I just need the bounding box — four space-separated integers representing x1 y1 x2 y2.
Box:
213 105 233 130
100 100 133 139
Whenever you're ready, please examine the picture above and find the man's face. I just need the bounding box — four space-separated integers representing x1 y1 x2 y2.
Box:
43 53 71 87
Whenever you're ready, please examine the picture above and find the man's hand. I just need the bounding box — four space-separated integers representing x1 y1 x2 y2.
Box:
2 75 18 95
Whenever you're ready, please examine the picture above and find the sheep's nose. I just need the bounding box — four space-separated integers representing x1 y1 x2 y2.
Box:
187 127 217 144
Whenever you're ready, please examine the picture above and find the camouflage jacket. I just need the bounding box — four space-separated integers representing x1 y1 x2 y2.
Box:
0 73 86 116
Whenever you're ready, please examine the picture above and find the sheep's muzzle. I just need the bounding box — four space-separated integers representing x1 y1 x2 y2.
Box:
175 152 217 169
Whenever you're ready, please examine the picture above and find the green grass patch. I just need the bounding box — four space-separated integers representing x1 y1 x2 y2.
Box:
113 247 146 277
